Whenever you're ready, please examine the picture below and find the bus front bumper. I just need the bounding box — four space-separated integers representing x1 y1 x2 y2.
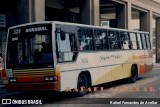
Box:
7 82 60 91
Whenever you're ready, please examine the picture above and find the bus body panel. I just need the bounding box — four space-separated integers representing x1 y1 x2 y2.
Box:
60 50 137 91
60 49 153 91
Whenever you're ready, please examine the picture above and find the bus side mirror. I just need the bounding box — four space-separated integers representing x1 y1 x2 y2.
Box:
60 31 66 40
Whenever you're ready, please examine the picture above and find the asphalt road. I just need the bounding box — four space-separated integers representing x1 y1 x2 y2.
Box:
0 63 160 107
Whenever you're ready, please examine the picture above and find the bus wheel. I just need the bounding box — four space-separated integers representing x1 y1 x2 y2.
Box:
130 66 138 83
77 73 88 96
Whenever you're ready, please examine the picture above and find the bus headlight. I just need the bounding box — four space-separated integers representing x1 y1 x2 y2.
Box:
13 78 16 82
9 78 16 82
44 76 56 81
49 77 53 81
44 77 49 81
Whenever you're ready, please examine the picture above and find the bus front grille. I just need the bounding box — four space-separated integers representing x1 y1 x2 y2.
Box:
13 68 55 76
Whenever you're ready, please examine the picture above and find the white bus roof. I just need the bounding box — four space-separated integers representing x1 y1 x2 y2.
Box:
8 21 149 34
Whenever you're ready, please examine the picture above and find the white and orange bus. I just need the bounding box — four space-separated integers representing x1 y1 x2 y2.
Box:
5 21 153 95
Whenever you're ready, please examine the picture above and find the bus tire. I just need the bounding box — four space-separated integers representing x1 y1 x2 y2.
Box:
130 66 138 83
77 73 88 96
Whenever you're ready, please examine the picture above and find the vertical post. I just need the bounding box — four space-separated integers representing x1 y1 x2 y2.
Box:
80 0 99 25
156 18 160 63
126 2 132 30
140 12 149 32
149 10 153 51
31 0 45 22
17 0 30 24
116 3 126 29
17 0 45 24
92 0 100 26
149 10 153 35
80 0 91 25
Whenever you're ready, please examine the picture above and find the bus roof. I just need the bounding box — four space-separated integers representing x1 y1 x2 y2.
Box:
8 21 149 34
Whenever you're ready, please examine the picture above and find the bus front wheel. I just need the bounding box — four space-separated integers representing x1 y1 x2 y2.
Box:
130 66 138 83
77 73 88 96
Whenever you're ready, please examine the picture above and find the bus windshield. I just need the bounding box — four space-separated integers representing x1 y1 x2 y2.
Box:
7 24 53 69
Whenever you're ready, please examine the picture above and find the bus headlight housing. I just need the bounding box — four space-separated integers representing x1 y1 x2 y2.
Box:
44 76 57 81
44 77 49 81
9 77 16 82
49 77 53 81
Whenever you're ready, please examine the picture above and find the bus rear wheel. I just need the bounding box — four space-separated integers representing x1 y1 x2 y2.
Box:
130 66 138 83
77 73 88 96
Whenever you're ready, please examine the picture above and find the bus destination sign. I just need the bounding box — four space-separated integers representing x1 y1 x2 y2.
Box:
10 24 52 35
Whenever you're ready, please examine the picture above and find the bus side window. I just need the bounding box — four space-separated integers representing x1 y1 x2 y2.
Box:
141 34 147 49
94 29 108 50
128 41 133 49
120 32 130 49
108 30 121 49
78 27 94 51
145 34 151 49
130 33 137 49
137 33 143 49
